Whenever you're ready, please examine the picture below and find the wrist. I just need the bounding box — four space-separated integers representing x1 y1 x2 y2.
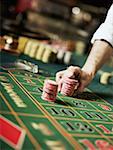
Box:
82 64 96 80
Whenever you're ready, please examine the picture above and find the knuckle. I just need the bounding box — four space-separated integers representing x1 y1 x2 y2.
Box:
56 70 64 77
68 66 75 70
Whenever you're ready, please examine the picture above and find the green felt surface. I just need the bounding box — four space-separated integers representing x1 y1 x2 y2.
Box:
0 51 113 150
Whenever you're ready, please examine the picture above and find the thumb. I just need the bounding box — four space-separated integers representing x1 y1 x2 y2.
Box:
77 82 86 93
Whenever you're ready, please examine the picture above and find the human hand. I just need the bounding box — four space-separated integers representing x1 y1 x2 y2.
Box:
56 66 95 95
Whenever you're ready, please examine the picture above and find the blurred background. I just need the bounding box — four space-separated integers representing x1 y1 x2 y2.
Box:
0 0 113 65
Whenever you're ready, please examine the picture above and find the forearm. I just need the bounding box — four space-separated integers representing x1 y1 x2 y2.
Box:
82 40 113 77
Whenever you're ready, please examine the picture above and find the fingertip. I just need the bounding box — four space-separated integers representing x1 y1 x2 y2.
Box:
66 66 82 79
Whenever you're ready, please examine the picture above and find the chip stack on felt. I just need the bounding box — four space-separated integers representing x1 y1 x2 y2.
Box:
60 77 79 96
41 79 58 102
41 77 79 102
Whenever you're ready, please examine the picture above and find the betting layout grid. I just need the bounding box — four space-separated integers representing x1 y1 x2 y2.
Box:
0 68 113 150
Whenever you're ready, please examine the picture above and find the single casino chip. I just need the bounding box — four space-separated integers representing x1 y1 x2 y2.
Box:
35 44 45 60
42 46 52 63
60 77 79 96
28 40 39 58
41 45 57 63
100 72 112 85
57 50 65 63
98 70 113 85
24 40 33 55
17 37 28 53
64 51 72 65
57 50 65 59
41 79 58 102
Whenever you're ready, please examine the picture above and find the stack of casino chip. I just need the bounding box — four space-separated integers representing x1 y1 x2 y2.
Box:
60 77 79 96
41 79 58 102
17 37 28 53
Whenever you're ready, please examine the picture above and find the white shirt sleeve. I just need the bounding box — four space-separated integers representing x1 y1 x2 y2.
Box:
91 4 113 47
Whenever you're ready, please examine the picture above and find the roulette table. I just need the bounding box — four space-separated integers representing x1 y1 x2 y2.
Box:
0 50 113 150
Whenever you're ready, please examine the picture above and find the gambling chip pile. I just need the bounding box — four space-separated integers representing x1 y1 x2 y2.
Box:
42 77 79 102
41 80 58 102
60 77 79 96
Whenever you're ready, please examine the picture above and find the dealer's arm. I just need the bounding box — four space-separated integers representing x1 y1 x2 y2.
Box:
56 4 113 93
